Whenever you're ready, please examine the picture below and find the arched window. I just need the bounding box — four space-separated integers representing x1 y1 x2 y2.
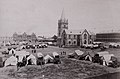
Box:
68 41 71 44
84 34 87 39
84 40 87 44
74 41 76 44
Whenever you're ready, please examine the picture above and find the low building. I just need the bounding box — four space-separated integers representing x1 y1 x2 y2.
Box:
96 32 120 42
13 32 37 42
0 36 13 44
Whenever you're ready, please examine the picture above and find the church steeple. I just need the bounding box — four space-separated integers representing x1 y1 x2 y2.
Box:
58 9 68 37
60 9 65 20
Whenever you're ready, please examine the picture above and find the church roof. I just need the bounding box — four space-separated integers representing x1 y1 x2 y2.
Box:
87 30 95 35
65 29 85 35
64 29 95 35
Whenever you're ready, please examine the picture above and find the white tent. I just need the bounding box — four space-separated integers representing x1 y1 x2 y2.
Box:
18 56 24 62
4 56 17 67
9 48 16 55
44 55 53 63
27 54 36 65
74 50 84 56
15 51 30 62
15 50 29 57
37 52 44 57
102 54 114 66
20 45 26 49
97 51 109 56
85 54 92 62
53 52 59 58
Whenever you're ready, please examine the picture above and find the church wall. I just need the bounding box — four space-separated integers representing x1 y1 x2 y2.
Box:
65 34 78 47
81 30 89 45
57 10 95 47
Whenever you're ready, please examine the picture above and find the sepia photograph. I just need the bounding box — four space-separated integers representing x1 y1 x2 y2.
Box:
0 0 120 79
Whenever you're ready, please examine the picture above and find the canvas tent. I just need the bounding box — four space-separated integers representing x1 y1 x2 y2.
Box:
9 48 16 55
68 50 84 59
15 51 30 62
52 52 61 64
37 52 45 65
68 53 75 58
85 54 92 61
15 51 30 57
37 52 44 57
73 50 84 59
20 45 26 49
102 54 114 66
97 51 109 56
74 50 84 56
53 52 59 58
4 56 17 67
44 55 54 64
27 54 36 65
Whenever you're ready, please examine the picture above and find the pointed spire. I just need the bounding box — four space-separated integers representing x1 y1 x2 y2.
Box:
61 9 66 20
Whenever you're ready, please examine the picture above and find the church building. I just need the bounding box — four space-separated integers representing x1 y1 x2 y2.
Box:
57 10 95 47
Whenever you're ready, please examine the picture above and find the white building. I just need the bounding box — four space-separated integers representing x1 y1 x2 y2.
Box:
57 10 95 47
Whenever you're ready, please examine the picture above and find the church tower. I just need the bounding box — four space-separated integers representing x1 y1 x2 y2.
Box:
58 9 68 38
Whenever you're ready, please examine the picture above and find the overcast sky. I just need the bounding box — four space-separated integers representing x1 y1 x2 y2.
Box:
0 0 120 37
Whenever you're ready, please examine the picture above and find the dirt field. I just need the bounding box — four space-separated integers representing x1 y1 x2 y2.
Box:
1 58 117 79
24 46 120 58
0 46 120 79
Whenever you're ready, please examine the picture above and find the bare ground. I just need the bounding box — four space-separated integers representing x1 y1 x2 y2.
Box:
0 58 116 79
1 46 120 79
